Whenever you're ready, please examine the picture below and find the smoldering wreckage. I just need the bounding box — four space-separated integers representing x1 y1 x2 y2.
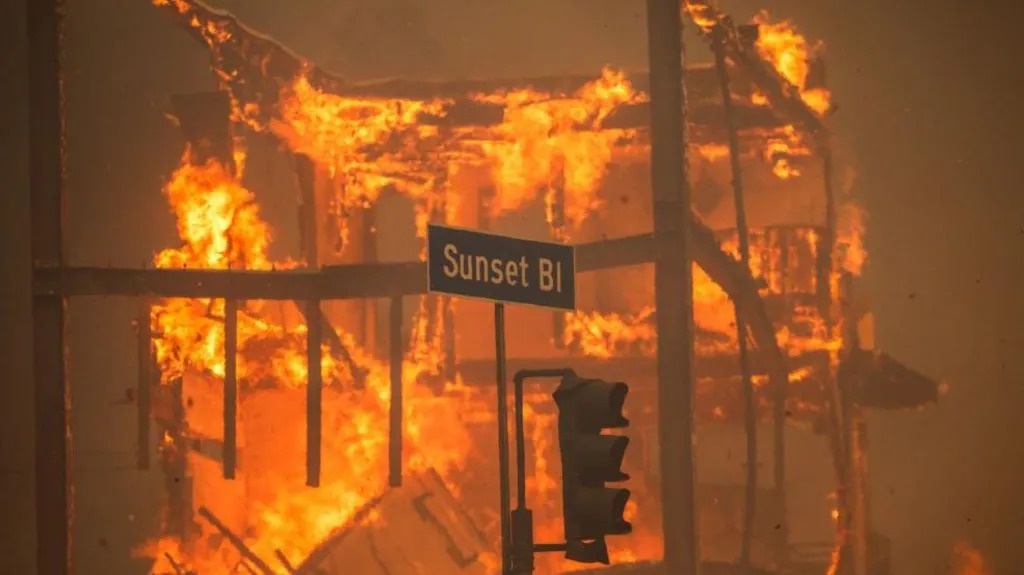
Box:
29 0 968 573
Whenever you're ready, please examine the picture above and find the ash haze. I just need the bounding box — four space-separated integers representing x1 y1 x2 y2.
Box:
1 1 1023 574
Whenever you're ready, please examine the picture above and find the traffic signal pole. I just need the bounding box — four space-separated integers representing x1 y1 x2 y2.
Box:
646 1 701 574
509 368 576 573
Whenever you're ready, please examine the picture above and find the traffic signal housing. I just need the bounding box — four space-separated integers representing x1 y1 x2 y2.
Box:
553 374 631 565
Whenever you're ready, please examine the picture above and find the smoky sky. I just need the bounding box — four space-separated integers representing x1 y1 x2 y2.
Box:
2 1 1023 574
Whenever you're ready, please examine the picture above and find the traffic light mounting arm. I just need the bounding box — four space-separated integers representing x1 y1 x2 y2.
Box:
512 368 578 511
507 368 579 574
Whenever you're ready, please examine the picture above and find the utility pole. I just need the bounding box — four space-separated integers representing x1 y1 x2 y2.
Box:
646 1 700 574
28 0 71 574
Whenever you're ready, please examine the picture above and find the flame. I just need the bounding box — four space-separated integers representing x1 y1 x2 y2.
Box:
563 307 656 359
682 0 718 31
752 11 832 116
475 67 642 233
952 540 991 575
275 73 447 199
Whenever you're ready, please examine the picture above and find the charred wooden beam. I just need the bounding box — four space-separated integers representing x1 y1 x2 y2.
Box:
137 298 153 470
713 24 761 567
197 506 275 575
456 350 821 384
36 221 792 402
223 298 238 479
34 262 427 299
289 291 366 386
389 296 404 487
163 553 188 575
846 286 871 575
28 1 71 572
159 376 192 538
36 226 790 397
274 550 298 574
306 299 323 487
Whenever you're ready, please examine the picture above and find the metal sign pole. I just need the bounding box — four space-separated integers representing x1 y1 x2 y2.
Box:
495 302 512 575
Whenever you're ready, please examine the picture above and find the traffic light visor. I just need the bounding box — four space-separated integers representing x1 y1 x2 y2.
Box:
556 379 628 431
572 487 633 536
574 434 630 483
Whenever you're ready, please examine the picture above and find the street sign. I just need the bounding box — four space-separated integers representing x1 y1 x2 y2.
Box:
427 224 576 311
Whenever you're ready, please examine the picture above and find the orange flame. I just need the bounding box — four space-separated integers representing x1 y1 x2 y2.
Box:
475 67 642 233
753 11 832 116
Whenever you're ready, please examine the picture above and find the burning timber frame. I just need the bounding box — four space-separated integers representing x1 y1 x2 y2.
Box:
27 1 940 575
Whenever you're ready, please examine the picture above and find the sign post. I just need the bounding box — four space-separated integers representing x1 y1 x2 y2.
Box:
427 224 576 575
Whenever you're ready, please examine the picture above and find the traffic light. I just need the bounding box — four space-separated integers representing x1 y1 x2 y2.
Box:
553 373 631 565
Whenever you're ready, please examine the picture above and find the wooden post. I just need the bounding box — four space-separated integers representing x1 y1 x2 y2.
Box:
388 296 404 487
306 299 323 487
28 2 70 571
711 23 762 567
646 1 699 572
161 377 190 538
775 228 794 563
223 298 238 479
841 273 870 575
137 298 153 470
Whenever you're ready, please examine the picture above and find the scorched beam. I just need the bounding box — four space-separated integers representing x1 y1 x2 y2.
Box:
33 263 427 300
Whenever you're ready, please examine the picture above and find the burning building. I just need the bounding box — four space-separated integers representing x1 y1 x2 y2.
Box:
29 1 943 574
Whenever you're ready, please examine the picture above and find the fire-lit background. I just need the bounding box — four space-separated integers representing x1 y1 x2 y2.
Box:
1 1 1023 575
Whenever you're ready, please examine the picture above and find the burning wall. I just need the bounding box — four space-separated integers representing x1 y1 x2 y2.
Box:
137 1 884 574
